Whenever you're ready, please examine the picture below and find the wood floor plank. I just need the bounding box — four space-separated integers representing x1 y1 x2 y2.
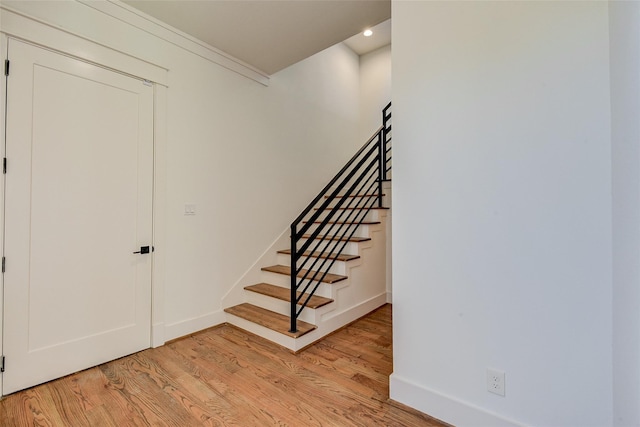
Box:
0 304 448 427
189 331 341 426
40 379 93 426
99 357 187 426
65 366 150 427
125 351 221 426
212 310 412 422
163 343 270 425
220 325 386 403
143 345 266 426
4 388 66 427
84 405 119 427
208 331 380 427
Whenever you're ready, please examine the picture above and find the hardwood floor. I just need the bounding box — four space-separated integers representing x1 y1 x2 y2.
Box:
0 304 447 426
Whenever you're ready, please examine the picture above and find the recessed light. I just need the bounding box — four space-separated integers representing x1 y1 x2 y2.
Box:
363 29 373 37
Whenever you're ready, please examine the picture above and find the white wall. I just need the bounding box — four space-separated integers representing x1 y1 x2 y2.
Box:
390 2 613 426
162 41 360 336
359 44 391 141
0 0 361 341
609 2 640 426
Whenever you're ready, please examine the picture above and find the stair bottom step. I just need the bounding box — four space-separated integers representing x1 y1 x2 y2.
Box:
224 303 316 339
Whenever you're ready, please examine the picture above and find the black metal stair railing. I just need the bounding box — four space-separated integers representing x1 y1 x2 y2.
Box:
382 102 392 180
289 102 391 333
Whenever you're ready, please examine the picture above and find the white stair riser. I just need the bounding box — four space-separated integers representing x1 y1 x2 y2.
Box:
260 271 336 297
302 223 371 239
225 313 299 350
244 291 324 324
275 254 347 275
310 209 381 223
323 200 381 211
297 239 360 255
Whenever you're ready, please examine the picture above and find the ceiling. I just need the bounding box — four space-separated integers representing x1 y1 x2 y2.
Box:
122 0 391 75
342 18 390 56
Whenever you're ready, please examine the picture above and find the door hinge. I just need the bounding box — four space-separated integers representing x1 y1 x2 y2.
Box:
1 356 5 373
4 59 9 76
2 257 5 273
3 157 6 174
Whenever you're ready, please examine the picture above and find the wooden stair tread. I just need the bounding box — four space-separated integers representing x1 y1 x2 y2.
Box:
303 220 381 225
261 264 348 284
245 283 333 309
277 249 360 262
314 206 389 211
301 234 371 243
323 193 385 199
224 303 316 338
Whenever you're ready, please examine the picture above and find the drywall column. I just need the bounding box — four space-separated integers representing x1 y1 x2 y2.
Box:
391 2 613 426
610 2 640 426
359 43 392 299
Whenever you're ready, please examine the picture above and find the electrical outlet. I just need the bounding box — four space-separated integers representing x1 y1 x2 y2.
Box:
184 204 196 216
487 368 505 396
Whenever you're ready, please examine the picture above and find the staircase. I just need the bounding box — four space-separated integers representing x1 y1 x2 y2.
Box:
224 103 392 352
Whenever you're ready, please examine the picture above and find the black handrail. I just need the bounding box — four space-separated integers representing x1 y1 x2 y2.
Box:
289 102 391 333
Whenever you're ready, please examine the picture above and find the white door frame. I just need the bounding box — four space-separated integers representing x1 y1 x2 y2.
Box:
0 13 169 396
0 33 7 399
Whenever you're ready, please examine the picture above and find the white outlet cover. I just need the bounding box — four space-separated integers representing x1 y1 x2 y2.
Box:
487 368 506 396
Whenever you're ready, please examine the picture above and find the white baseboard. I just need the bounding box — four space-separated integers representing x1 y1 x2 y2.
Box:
389 374 527 427
164 310 226 342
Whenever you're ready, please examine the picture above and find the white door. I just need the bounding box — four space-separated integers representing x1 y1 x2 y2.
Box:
2 39 154 395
